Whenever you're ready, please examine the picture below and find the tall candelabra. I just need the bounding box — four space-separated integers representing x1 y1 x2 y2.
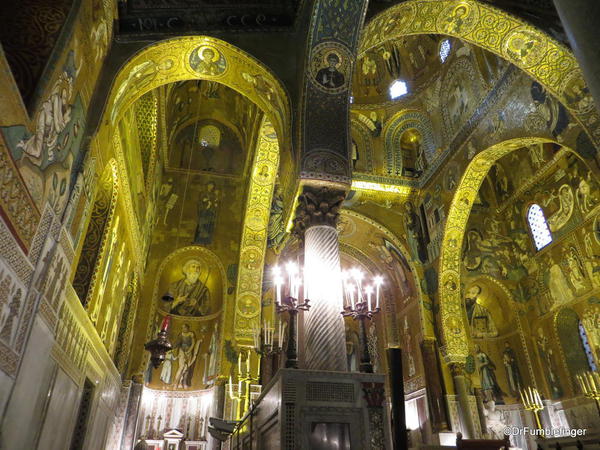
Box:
273 262 310 369
520 386 544 431
576 370 600 418
252 319 285 357
341 269 383 373
228 349 257 420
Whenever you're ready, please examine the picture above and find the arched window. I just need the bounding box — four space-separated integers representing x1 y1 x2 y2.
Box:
389 79 408 100
527 204 552 250
439 39 451 63
578 320 597 371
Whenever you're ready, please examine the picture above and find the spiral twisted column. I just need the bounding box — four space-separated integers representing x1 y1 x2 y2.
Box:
294 186 347 372
303 225 347 371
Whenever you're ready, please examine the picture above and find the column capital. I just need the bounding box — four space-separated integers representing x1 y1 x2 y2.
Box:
292 185 346 238
449 362 466 378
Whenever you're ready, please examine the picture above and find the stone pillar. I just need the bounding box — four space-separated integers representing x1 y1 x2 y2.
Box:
450 364 476 438
121 380 144 449
294 186 347 372
211 380 226 450
421 339 449 432
553 0 600 111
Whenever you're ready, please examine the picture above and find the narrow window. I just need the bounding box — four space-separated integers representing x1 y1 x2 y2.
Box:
439 39 451 63
527 204 552 250
389 80 408 100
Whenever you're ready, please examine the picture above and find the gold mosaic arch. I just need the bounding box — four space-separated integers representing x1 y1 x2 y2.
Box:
96 36 292 276
438 137 566 363
103 36 291 149
233 118 280 344
359 0 600 147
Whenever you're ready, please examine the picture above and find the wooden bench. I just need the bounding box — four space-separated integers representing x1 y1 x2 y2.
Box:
456 432 511 449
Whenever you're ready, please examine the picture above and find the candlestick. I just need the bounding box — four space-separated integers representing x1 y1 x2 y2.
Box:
520 386 544 431
160 315 171 332
341 268 381 374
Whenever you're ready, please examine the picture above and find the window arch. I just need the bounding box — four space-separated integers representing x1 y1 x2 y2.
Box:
527 204 552 250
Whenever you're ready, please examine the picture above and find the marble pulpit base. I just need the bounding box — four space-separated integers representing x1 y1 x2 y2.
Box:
230 368 391 449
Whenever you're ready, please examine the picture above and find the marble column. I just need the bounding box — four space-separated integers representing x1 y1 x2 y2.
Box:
421 339 449 432
553 0 600 111
294 186 347 372
450 364 476 438
121 381 144 449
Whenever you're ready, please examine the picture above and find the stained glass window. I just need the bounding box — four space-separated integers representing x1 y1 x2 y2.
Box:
389 79 408 100
527 204 552 250
440 39 451 63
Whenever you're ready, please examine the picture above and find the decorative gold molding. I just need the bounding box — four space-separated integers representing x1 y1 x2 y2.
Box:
111 130 144 274
233 118 279 343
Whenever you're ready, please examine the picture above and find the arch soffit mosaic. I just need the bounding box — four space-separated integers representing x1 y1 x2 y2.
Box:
102 36 291 148
340 209 427 335
359 0 600 149
437 137 587 363
94 36 290 276
233 118 280 344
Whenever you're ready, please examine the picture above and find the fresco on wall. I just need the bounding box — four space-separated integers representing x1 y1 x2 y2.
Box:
1 51 84 213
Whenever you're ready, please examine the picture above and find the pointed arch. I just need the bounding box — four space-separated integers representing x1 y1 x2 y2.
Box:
359 0 600 148
439 137 554 362
102 36 291 152
72 159 118 306
439 138 599 363
383 110 436 177
94 36 294 271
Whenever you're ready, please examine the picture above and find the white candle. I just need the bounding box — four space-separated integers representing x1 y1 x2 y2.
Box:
276 278 282 304
246 350 251 373
278 321 283 348
355 276 362 304
229 376 233 398
535 389 543 406
238 352 242 375
366 286 373 311
375 276 383 309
